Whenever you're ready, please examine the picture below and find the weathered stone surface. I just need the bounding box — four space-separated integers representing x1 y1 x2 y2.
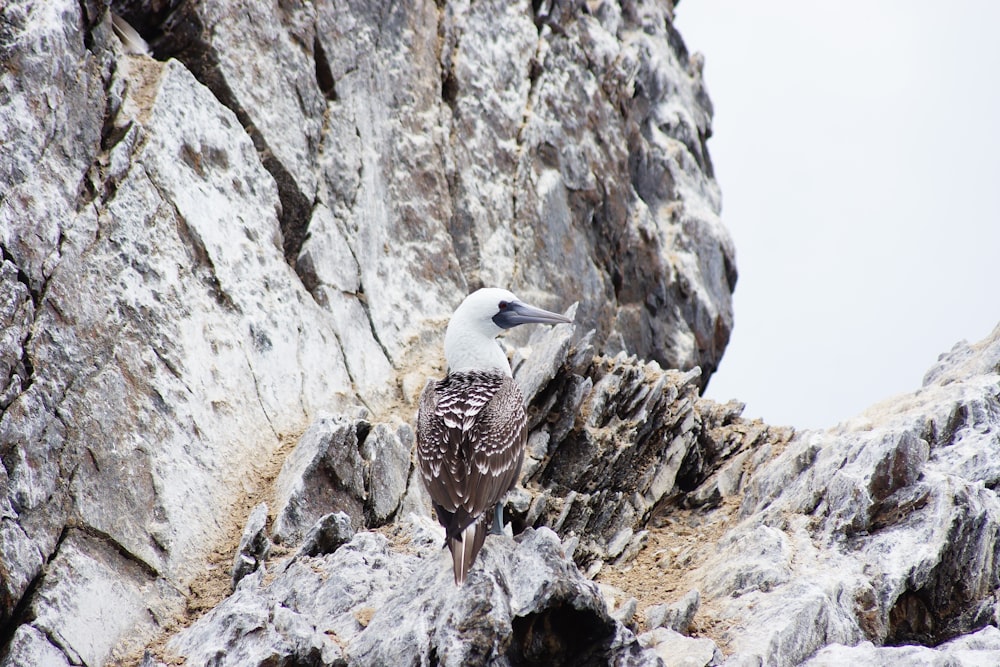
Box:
638 627 721 667
0 623 71 667
645 589 700 634
0 0 111 296
12 0 999 664
0 505 42 627
113 0 732 383
296 511 355 559
652 323 1000 665
231 502 270 589
10 50 351 580
511 322 790 570
804 625 1000 667
296 204 395 401
361 423 414 526
169 521 662 666
271 415 413 546
1 1 357 653
0 261 33 410
508 0 735 382
145 0 324 261
271 416 369 544
30 530 184 666
167 566 343 667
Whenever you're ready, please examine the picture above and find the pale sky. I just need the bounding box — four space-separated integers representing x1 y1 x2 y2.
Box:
673 1 1000 429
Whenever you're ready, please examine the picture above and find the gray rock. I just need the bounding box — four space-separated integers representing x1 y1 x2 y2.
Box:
639 627 722 667
0 508 43 627
511 324 790 570
271 414 414 549
599 582 640 627
133 0 733 383
231 503 270 589
804 625 1000 666
0 0 111 296
167 567 342 667
152 0 324 260
17 0 1000 664
271 416 368 545
29 530 184 666
0 261 33 410
169 522 662 666
645 589 701 634
1 11 357 648
670 323 1000 665
297 204 395 402
361 423 413 526
0 624 72 667
3 6 733 648
296 511 355 558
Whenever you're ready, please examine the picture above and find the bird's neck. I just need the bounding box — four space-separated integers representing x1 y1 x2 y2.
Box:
444 328 512 376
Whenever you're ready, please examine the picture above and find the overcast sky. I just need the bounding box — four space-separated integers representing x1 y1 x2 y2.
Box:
673 1 1000 429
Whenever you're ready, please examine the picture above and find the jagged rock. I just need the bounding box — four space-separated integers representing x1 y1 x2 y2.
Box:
654 323 1000 665
148 0 324 261
271 416 369 544
271 416 412 546
296 511 356 559
1 5 357 650
0 261 33 410
23 0 1000 665
598 583 640 627
167 567 343 667
362 423 414 526
511 323 791 570
28 529 184 666
0 500 43 628
804 625 1000 666
638 628 722 667
296 204 395 399
645 589 700 634
0 0 112 297
0 623 71 667
231 503 270 589
169 522 663 666
3 0 733 652
113 0 733 382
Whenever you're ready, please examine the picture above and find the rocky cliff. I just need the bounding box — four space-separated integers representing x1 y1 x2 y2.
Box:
1 1 998 666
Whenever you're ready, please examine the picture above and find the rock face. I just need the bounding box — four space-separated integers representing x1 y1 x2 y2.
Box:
169 524 661 666
2 0 999 666
2 0 730 661
698 326 1000 664
163 322 1000 667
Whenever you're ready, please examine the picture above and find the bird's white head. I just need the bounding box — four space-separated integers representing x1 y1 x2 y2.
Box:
443 287 573 375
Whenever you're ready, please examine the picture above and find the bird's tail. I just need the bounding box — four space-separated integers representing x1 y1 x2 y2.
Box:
447 518 487 585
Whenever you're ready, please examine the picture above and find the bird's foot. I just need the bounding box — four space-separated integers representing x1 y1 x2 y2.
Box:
490 503 505 535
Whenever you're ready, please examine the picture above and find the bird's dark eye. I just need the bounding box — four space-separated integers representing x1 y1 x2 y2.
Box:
498 301 509 310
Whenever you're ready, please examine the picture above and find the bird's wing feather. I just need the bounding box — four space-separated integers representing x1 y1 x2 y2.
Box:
465 377 526 515
416 371 527 531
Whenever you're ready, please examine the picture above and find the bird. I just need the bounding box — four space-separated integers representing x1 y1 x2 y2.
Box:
417 287 573 584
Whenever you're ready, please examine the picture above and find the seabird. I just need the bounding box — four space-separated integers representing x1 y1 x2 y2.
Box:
417 287 572 584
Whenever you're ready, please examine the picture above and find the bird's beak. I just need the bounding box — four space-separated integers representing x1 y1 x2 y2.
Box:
493 300 573 329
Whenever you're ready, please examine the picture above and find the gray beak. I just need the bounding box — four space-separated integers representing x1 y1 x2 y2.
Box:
493 300 573 330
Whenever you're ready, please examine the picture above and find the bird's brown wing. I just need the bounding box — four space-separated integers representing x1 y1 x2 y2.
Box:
463 375 527 518
416 370 526 533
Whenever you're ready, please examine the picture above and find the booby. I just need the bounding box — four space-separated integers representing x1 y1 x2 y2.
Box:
417 287 572 584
